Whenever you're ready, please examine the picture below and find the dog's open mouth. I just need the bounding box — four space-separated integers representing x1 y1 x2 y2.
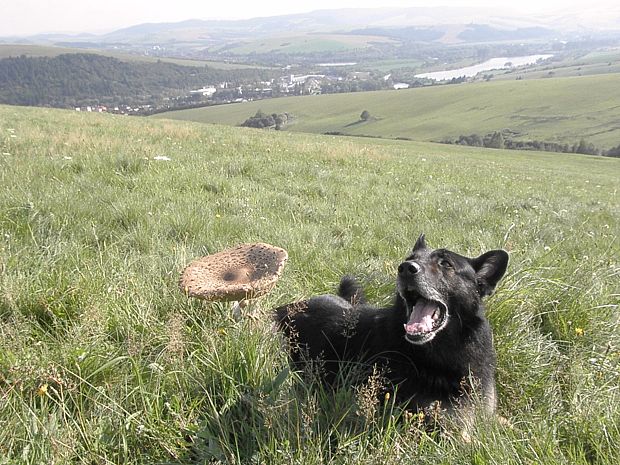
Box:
403 296 448 344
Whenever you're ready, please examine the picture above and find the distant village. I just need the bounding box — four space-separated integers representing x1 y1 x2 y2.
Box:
74 69 412 115
185 70 411 100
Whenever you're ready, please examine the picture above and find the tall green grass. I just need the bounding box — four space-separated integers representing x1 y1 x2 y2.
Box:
1 105 619 464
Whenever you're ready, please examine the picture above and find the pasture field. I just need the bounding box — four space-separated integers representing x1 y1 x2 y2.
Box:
155 73 620 150
212 34 398 55
1 105 619 464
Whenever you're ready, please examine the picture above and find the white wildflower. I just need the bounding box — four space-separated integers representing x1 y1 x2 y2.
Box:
148 362 164 373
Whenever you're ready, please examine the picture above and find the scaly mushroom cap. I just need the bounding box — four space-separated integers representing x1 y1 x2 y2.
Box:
179 242 288 301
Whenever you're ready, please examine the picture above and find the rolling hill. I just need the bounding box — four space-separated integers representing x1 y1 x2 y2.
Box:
0 43 268 69
5 7 551 48
154 73 620 150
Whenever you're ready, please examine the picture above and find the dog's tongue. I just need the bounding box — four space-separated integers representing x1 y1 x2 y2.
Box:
404 298 439 335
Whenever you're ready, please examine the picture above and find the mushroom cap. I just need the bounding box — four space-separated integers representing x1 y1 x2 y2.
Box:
179 242 288 301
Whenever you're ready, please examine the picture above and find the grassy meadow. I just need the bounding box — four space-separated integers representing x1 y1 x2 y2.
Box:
155 73 620 150
1 104 619 464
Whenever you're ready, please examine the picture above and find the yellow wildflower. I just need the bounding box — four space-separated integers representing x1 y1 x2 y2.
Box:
37 383 48 397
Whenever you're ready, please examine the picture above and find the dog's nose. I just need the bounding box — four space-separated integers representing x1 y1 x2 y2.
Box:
398 261 420 276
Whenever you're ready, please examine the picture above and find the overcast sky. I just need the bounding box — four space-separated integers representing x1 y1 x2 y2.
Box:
1 0 617 36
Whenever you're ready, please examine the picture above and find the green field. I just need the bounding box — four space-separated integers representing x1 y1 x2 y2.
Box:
212 33 398 55
1 105 619 463
155 73 620 149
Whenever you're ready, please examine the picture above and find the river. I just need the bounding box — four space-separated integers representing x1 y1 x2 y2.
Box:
414 54 553 81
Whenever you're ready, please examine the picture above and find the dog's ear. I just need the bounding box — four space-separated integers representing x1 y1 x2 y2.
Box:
470 250 509 297
413 234 427 251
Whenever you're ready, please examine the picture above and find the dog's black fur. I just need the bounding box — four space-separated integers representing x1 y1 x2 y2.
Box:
275 235 509 415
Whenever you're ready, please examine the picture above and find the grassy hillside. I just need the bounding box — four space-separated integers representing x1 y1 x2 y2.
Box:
1 105 619 464
155 73 620 149
492 48 620 81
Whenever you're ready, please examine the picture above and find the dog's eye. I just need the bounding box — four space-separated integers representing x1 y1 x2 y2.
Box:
438 259 453 269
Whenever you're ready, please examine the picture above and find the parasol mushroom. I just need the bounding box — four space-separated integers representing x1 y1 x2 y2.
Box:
179 242 288 303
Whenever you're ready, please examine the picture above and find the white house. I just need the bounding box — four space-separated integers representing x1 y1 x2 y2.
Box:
190 86 217 97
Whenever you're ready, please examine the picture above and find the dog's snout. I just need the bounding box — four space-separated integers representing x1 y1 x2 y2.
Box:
398 261 420 276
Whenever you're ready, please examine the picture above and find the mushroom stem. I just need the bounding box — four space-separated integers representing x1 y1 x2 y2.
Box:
231 299 262 321
231 300 248 320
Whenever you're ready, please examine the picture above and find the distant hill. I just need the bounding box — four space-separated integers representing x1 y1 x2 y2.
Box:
100 7 528 43
0 44 271 69
8 6 620 70
3 6 619 62
349 24 554 44
2 6 558 50
457 24 554 42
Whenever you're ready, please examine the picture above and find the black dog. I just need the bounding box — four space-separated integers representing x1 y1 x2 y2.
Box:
275 235 509 416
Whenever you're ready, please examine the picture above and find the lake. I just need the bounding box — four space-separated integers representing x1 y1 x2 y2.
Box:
414 54 553 81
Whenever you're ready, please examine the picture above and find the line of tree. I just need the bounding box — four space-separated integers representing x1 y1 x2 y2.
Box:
0 53 275 109
443 131 620 157
240 110 291 130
